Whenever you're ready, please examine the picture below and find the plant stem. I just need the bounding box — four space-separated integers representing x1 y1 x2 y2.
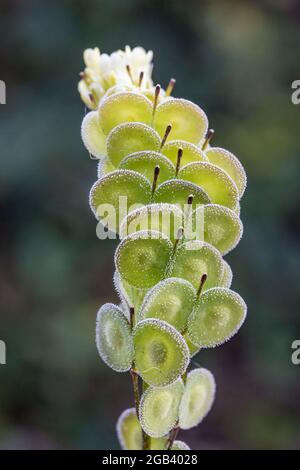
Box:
130 306 151 450
130 365 140 417
166 421 180 450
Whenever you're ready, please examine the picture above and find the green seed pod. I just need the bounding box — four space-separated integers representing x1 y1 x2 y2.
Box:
162 139 208 166
220 259 233 288
113 270 148 316
187 287 247 348
196 204 243 255
97 157 116 179
99 91 153 135
170 241 224 291
96 303 134 372
117 408 142 450
120 151 175 184
89 170 151 233
172 441 191 450
107 123 161 167
154 179 211 209
139 278 196 332
179 368 216 429
133 319 190 386
139 379 184 438
115 231 173 288
206 147 247 198
119 203 183 242
117 408 167 450
81 111 106 159
153 98 208 144
179 162 239 210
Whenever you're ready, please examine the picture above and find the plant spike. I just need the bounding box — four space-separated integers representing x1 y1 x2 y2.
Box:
151 84 161 124
78 44 247 451
138 71 144 88
197 273 208 299
165 78 176 97
159 124 172 150
126 64 134 84
175 147 183 177
202 128 215 151
151 165 160 198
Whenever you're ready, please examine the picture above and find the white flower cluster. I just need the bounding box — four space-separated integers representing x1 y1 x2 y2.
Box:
78 46 154 109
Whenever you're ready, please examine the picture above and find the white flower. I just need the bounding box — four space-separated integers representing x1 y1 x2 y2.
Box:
78 45 154 109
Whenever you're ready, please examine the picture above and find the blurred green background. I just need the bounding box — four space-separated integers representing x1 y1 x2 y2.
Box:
0 0 299 450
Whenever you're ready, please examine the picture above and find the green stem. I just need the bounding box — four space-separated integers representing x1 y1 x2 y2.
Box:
130 306 151 450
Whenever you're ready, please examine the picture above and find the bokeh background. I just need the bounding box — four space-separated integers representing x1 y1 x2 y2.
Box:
0 0 299 450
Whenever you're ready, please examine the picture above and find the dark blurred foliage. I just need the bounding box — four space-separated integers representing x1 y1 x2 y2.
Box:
0 0 300 450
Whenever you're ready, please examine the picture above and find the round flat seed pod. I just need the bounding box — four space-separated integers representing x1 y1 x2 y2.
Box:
107 123 161 167
117 408 167 450
170 241 224 291
187 287 247 348
153 98 208 144
97 157 116 179
81 111 106 159
89 170 151 233
206 147 247 198
99 91 153 135
120 151 175 184
179 368 216 429
96 303 134 372
197 204 243 255
133 319 190 386
220 260 233 289
179 162 239 210
119 203 183 243
139 379 184 437
162 140 208 166
139 278 196 332
115 231 173 289
172 441 191 450
154 179 211 210
113 270 148 318
116 408 142 450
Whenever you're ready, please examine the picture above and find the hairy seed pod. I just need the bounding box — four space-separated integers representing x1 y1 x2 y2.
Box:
187 287 247 348
96 303 134 372
99 91 153 135
107 123 161 167
139 277 196 332
133 319 190 386
120 151 175 184
179 368 216 429
115 231 173 288
139 379 184 437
